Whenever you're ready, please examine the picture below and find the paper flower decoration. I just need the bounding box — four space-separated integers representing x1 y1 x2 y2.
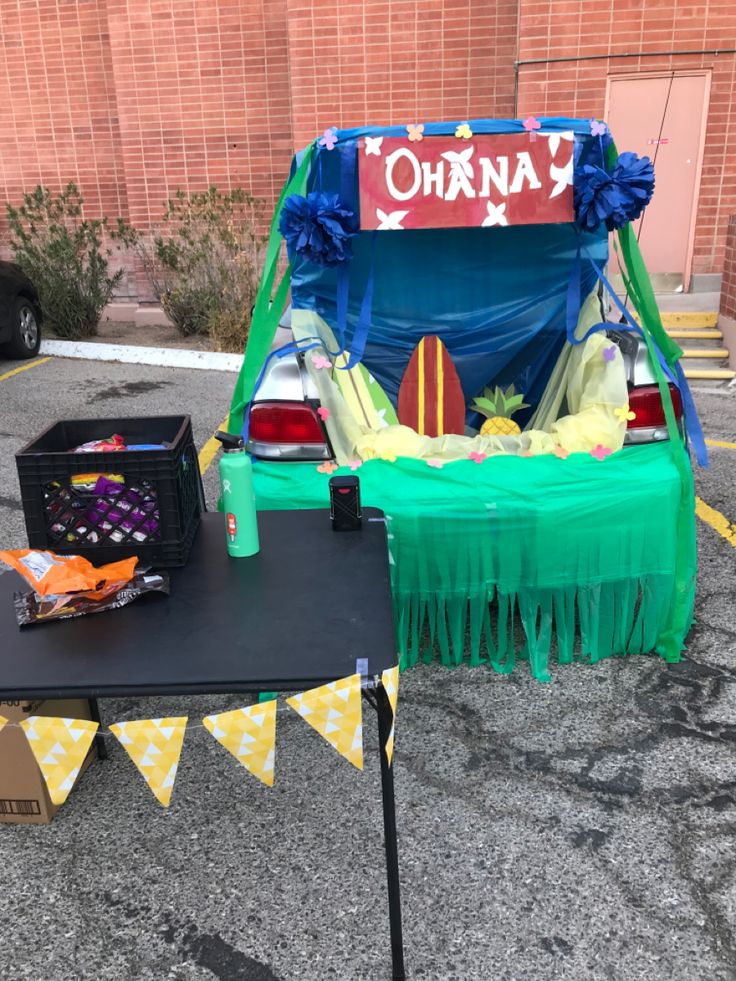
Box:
469 450 486 464
348 459 363 471
590 119 607 138
279 192 356 266
427 458 444 469
552 444 570 460
614 405 636 423
312 354 332 370
407 123 424 142
317 407 330 421
523 116 541 132
317 461 338 474
455 122 473 139
574 151 655 232
364 136 383 155
379 452 397 463
603 345 617 363
590 444 612 461
318 127 338 150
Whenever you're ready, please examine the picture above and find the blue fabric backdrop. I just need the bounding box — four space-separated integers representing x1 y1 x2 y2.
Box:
288 118 609 422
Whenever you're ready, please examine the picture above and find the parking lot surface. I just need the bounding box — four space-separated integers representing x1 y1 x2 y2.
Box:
1 355 736 981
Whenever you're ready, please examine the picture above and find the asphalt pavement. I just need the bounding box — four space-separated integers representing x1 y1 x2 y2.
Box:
1 355 736 981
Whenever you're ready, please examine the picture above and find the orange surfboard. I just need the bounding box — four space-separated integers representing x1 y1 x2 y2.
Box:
397 335 466 437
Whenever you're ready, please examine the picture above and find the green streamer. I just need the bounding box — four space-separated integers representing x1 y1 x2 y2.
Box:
228 145 315 434
252 445 695 681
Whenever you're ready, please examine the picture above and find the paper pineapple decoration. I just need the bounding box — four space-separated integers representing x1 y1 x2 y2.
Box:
472 384 529 436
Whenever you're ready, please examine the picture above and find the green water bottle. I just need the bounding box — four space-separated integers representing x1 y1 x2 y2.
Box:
215 431 260 558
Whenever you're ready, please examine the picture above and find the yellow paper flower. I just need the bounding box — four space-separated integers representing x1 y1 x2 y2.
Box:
455 122 473 139
614 404 636 423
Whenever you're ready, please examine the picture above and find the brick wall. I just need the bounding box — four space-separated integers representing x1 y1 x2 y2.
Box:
285 0 518 146
516 0 736 277
0 0 128 223
0 0 734 300
721 215 736 320
105 0 293 231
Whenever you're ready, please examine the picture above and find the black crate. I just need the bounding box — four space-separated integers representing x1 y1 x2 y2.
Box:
16 416 205 568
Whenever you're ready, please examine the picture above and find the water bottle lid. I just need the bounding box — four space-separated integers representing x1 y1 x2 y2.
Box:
215 430 245 453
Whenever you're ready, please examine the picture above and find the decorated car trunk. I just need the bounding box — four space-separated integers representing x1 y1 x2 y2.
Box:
228 117 704 681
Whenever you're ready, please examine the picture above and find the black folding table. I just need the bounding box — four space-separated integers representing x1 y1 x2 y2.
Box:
0 510 405 980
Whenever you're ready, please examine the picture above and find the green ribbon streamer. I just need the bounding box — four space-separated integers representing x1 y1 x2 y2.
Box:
615 224 696 659
608 137 695 658
228 144 315 434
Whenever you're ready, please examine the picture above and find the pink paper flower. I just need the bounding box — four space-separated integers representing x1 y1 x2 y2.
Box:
317 461 338 474
311 355 332 370
552 444 570 460
427 458 444 469
348 459 363 471
318 127 338 150
522 116 541 132
469 450 487 464
317 407 330 421
590 444 612 461
407 123 424 142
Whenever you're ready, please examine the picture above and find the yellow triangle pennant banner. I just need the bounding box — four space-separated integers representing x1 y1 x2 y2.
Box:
20 716 99 805
287 674 363 770
202 702 276 787
110 716 187 807
0 715 7 734
381 665 400 766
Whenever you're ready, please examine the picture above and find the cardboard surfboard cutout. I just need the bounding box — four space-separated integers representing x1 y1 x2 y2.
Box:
397 336 466 437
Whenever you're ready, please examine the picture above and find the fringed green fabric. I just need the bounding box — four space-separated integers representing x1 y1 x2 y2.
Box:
253 443 695 681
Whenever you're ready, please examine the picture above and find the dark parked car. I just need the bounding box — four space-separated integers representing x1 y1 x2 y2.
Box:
0 261 41 359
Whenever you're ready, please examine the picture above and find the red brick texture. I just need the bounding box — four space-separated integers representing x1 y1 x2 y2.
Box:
721 215 736 320
0 0 734 298
285 0 518 145
516 0 736 277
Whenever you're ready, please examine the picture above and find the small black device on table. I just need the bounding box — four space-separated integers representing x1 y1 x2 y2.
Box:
0 510 405 981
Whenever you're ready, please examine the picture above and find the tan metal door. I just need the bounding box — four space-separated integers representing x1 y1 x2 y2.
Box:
606 71 710 292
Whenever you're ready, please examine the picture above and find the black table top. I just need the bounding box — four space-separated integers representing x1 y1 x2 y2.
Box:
0 510 396 699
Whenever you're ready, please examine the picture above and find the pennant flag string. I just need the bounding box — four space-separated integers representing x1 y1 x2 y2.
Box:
203 701 277 787
287 673 364 770
4 670 400 808
109 716 188 808
20 716 99 805
381 666 400 766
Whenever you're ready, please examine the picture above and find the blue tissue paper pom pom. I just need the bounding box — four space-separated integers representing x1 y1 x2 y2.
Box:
574 150 655 232
279 192 356 266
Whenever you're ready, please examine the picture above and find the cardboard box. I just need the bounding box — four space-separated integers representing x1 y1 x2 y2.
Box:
0 698 97 825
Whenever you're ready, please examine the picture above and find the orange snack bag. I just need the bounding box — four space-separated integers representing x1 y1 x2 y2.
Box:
0 549 137 597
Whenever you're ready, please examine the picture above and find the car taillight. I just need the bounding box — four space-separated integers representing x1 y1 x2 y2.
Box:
249 401 326 444
627 383 682 429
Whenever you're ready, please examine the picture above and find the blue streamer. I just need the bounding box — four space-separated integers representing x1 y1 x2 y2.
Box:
567 240 708 467
345 231 377 367
241 337 321 442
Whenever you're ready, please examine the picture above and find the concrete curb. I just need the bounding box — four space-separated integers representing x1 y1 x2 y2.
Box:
39 339 243 372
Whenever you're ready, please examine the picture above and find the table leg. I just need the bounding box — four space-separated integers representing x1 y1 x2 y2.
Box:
374 684 406 981
88 697 107 760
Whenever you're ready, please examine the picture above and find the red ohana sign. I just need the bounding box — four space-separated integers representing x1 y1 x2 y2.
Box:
358 133 574 231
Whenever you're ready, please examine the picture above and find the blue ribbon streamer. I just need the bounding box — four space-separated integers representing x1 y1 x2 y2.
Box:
566 240 708 467
241 337 321 442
